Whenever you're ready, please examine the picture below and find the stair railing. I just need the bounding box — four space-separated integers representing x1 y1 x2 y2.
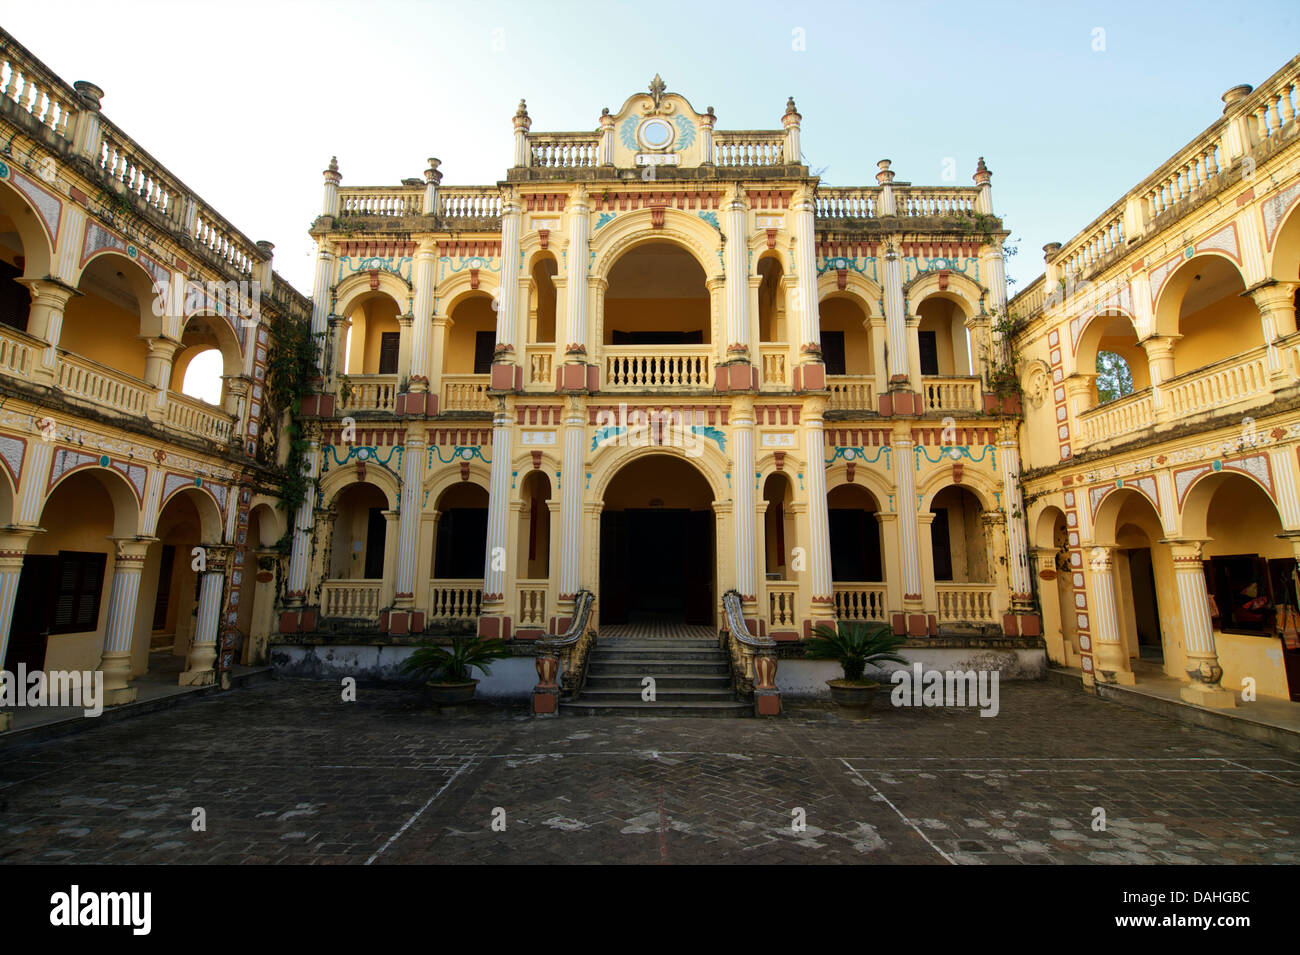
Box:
531 589 596 716
720 590 781 716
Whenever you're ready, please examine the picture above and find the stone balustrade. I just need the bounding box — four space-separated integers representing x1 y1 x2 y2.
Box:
321 579 383 619
936 583 996 623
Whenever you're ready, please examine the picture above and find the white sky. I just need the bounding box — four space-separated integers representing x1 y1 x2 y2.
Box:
8 1 1299 294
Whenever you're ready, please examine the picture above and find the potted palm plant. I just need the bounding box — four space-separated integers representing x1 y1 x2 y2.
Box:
805 620 909 708
400 636 512 705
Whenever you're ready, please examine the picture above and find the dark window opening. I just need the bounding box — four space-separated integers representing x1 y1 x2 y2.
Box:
919 331 940 376
435 508 488 579
151 544 176 630
473 331 495 375
52 551 108 635
0 259 31 332
363 507 387 579
821 331 846 376
931 510 953 581
377 332 400 375
828 509 883 581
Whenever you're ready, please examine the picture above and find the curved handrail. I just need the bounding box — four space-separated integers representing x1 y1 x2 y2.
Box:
720 591 780 715
721 590 774 650
535 589 597 700
540 589 595 649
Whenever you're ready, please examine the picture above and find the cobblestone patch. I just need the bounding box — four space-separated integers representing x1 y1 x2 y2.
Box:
0 680 1295 864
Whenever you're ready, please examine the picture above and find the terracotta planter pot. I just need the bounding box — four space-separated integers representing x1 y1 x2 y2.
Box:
427 679 479 705
1001 394 1022 415
827 679 879 708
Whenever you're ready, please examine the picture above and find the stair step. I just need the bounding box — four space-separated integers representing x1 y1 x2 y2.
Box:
560 700 752 718
592 647 725 658
578 688 738 703
587 661 731 676
585 674 732 690
598 639 718 649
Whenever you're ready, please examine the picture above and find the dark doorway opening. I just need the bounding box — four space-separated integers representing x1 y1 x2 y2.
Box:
1127 547 1162 662
600 509 712 625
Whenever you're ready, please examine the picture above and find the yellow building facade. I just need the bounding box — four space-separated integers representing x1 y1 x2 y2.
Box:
276 76 1045 703
0 27 310 728
1011 58 1300 705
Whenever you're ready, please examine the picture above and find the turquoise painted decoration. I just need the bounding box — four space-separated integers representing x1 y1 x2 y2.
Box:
619 117 638 151
698 211 719 230
689 425 726 453
591 425 627 451
430 445 488 465
595 212 616 231
674 114 696 149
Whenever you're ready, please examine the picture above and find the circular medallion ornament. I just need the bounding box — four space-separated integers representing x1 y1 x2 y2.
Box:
637 118 674 151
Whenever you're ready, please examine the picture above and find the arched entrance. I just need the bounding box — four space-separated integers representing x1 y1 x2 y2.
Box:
599 454 715 626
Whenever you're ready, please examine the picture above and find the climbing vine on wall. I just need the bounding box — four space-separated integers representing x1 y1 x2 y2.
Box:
264 312 321 551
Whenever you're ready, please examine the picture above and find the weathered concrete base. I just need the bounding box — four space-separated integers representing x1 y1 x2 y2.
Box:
778 648 1047 699
178 668 216 688
104 686 138 706
0 712 10 732
1178 682 1237 708
270 643 537 700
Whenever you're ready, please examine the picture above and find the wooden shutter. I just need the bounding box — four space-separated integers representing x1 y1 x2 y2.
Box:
52 551 107 634
378 332 400 374
919 331 940 376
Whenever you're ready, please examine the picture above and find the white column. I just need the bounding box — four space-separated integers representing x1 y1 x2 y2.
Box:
394 434 424 600
986 245 1009 365
409 240 437 386
598 109 615 165
99 537 156 704
322 157 341 217
0 528 41 673
1088 545 1133 684
497 191 522 350
723 186 749 350
512 100 532 168
1169 539 1236 707
999 436 1031 600
884 248 908 382
732 398 756 599
423 158 442 215
310 242 335 376
558 398 584 597
483 408 513 600
782 97 802 163
804 398 832 606
286 440 319 599
894 435 920 598
564 189 590 353
791 186 820 352
180 550 228 687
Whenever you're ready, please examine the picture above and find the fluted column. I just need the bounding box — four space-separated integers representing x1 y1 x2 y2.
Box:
1167 539 1236 708
321 156 341 217
1088 545 1135 685
143 338 180 420
732 396 757 601
180 545 229 687
422 158 442 215
894 434 920 603
483 406 513 606
563 189 590 382
558 396 584 599
1141 335 1179 420
1251 280 1300 378
999 434 1032 606
19 279 77 379
791 185 821 365
497 190 522 353
0 527 43 691
723 185 750 355
393 431 425 608
883 248 908 384
803 397 833 621
285 438 320 602
310 241 336 377
985 245 1009 366
408 239 438 390
99 537 157 704
512 100 532 168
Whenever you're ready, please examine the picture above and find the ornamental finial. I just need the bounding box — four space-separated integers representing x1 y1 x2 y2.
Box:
649 73 666 108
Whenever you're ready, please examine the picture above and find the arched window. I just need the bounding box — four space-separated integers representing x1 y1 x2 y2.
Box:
1095 351 1134 404
604 241 709 344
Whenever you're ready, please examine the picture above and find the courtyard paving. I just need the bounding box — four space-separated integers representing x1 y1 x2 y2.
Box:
0 678 1296 864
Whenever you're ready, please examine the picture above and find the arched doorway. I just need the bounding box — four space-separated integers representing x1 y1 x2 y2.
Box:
1032 506 1079 667
600 454 715 626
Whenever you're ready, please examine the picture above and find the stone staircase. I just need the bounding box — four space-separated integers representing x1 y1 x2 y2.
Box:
561 633 750 718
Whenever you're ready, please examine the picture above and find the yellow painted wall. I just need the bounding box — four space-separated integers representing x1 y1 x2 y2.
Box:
329 483 388 579
31 472 116 673
61 289 147 379
932 487 986 581
818 298 872 374
443 296 495 373
602 298 711 343
530 258 557 343
1174 295 1263 377
918 298 970 376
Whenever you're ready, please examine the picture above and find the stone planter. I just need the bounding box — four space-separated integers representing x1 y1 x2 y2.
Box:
427 679 479 705
827 679 879 708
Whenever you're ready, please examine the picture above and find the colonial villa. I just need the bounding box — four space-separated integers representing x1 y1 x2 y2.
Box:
1 19 1298 724
0 28 310 731
1011 58 1300 709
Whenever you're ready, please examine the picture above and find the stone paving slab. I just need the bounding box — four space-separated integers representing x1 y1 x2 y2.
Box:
0 679 1296 864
